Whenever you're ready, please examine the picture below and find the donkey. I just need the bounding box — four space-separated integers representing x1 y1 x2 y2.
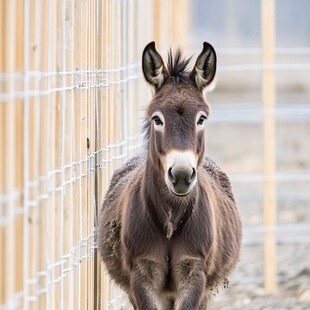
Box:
98 41 242 309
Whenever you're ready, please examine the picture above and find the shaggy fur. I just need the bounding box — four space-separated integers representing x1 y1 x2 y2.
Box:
98 42 242 310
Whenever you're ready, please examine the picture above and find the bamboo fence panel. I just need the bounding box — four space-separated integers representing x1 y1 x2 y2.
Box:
0 0 189 309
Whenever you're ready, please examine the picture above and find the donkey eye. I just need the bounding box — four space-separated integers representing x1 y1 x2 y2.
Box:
197 115 207 125
152 115 163 126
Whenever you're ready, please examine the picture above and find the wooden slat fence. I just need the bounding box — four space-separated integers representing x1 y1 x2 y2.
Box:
0 1 189 309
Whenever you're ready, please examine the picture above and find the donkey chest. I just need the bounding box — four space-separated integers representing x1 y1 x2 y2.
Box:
123 196 213 258
166 208 214 258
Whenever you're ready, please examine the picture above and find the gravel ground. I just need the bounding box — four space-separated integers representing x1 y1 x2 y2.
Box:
209 244 310 309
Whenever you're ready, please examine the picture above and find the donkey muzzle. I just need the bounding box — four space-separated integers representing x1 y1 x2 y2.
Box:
164 150 198 196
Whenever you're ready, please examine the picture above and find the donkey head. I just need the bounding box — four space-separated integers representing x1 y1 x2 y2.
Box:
142 42 217 196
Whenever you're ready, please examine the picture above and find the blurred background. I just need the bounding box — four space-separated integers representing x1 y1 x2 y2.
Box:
1 0 309 309
192 0 310 309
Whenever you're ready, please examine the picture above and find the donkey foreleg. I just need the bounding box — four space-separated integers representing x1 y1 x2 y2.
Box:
130 258 166 310
173 257 206 310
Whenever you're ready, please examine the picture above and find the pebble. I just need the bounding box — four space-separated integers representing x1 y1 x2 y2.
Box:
242 298 251 305
299 289 310 303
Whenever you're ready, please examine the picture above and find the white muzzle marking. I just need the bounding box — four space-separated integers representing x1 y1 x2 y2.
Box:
164 150 198 196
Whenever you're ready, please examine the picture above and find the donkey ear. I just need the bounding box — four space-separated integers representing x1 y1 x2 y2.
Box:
190 42 217 91
142 41 169 90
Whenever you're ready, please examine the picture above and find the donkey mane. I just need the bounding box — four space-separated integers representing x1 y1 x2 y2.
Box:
167 48 192 84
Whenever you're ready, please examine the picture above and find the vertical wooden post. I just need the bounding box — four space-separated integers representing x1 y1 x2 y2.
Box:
47 0 58 307
153 0 160 44
79 0 89 309
23 1 40 309
87 0 95 308
15 1 25 307
38 1 48 308
72 1 82 309
100 1 112 308
94 1 103 308
62 0 74 308
0 0 17 305
261 0 277 294
53 0 62 307
0 0 4 297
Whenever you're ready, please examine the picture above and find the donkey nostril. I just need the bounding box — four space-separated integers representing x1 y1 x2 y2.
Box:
168 167 176 184
187 168 196 184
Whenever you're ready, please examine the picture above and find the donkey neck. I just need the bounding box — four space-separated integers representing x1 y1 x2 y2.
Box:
142 157 197 239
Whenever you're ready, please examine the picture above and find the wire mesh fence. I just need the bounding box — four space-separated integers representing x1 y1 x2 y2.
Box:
0 0 189 309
